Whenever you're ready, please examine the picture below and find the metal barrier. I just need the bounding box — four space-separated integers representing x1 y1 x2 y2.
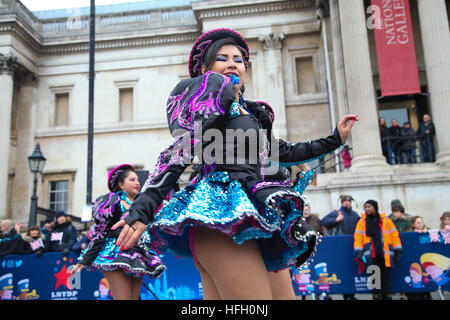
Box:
381 134 435 165
309 149 346 174
307 134 436 174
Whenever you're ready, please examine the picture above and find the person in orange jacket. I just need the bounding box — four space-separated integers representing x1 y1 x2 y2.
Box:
354 199 402 300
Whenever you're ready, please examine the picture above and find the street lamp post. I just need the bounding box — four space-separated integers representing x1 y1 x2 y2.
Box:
28 143 46 227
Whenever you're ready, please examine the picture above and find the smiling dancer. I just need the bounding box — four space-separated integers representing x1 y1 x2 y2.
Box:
72 164 166 300
114 29 358 299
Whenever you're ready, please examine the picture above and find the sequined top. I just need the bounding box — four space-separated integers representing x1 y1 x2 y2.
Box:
79 191 131 266
125 72 343 226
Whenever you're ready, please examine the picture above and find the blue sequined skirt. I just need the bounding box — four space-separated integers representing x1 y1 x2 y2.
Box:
147 171 317 271
79 231 166 278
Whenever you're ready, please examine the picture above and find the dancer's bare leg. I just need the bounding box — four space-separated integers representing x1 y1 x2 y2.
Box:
131 276 143 300
102 270 132 300
193 259 222 300
268 268 296 300
194 228 272 300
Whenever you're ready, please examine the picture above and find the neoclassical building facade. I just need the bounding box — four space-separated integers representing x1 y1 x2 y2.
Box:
1 0 449 228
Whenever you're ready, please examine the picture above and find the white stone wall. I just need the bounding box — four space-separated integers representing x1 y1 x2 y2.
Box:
29 44 192 219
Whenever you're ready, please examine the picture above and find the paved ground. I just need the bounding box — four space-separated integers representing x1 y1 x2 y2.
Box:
297 290 449 300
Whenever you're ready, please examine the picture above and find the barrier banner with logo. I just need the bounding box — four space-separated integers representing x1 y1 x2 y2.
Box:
292 232 450 296
371 0 420 96
0 252 201 300
1 232 448 299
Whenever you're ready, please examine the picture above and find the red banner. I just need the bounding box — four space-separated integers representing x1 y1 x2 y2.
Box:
371 0 420 96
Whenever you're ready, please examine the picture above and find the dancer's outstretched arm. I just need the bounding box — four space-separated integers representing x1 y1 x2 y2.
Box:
271 114 358 167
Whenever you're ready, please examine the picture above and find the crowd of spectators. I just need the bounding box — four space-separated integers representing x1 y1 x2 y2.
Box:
304 195 449 300
379 114 436 164
1 198 448 301
0 211 94 259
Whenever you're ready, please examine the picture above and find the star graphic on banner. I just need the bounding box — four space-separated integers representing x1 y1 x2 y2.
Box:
54 264 72 290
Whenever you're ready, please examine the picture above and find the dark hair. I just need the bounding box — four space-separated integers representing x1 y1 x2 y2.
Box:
44 217 54 224
116 169 134 191
392 205 405 214
27 225 40 236
202 37 246 73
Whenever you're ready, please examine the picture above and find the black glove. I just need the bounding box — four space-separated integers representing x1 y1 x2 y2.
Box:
394 250 402 263
35 249 43 258
355 251 363 262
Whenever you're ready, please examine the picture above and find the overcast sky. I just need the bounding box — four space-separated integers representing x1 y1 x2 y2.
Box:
20 0 149 11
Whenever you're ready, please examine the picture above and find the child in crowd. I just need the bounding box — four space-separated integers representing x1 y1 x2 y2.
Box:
439 211 450 232
406 216 434 301
410 216 429 233
341 145 352 173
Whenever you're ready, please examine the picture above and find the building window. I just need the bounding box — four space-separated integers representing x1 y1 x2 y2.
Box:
119 88 134 122
287 46 326 104
54 93 69 126
42 171 75 214
295 56 316 94
49 180 69 212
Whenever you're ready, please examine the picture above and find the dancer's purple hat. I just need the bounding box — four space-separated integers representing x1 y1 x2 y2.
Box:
107 163 135 192
188 28 250 78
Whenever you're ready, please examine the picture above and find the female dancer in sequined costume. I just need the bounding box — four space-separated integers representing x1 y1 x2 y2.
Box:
113 29 358 299
72 164 166 300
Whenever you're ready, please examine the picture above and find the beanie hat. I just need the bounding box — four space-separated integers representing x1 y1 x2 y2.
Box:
364 200 379 213
44 217 54 224
391 199 403 210
55 211 66 219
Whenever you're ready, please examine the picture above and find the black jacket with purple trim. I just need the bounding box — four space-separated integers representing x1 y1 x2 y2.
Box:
79 192 123 266
125 72 342 226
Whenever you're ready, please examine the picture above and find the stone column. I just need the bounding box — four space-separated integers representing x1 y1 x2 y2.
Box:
338 0 389 172
11 72 38 225
258 33 288 140
329 0 349 118
0 54 18 219
417 0 450 165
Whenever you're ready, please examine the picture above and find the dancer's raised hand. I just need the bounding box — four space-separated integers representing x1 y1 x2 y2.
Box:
337 114 359 143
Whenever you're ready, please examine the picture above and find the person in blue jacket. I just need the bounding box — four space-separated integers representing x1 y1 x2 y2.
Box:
321 194 360 236
71 221 95 253
320 194 360 300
